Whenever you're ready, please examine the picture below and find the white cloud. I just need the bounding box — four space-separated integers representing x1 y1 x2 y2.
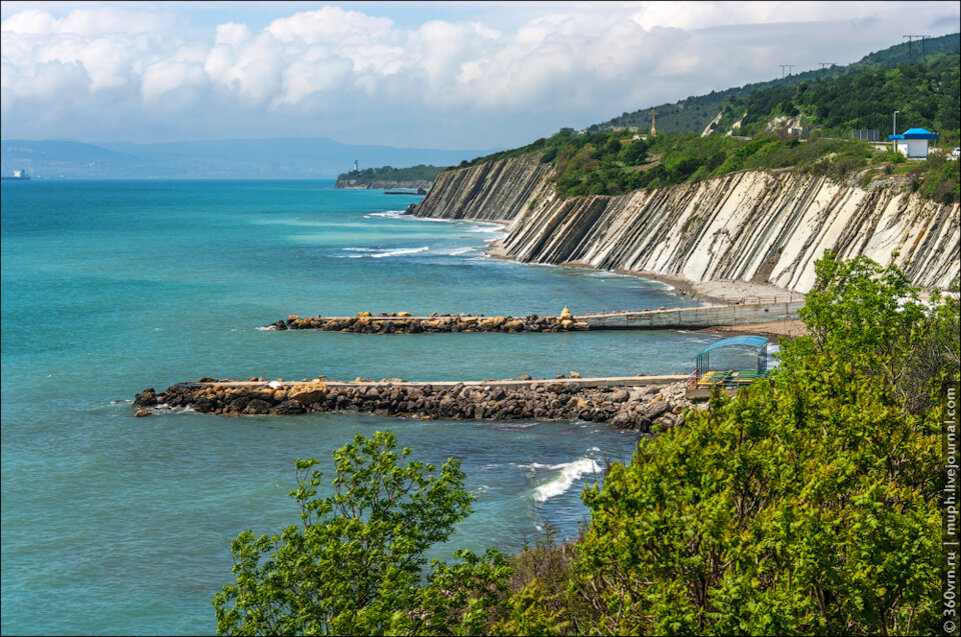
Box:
0 2 958 147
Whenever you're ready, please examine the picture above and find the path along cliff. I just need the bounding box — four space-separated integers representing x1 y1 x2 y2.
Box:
410 156 959 293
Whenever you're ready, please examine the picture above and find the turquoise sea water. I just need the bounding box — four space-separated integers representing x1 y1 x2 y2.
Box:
1 180 717 634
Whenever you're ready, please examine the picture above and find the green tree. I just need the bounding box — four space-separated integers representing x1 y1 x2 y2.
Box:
779 252 960 412
498 254 951 635
212 431 511 635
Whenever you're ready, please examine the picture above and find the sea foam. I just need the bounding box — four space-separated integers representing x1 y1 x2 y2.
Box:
528 457 602 502
341 246 430 258
363 210 406 219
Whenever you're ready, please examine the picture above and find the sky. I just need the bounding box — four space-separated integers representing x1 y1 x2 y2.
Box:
1 1 958 150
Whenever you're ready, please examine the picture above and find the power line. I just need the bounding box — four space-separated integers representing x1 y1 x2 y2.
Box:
903 35 930 59
779 64 794 78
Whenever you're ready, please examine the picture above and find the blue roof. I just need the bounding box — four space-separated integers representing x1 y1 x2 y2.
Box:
695 335 768 358
888 127 939 140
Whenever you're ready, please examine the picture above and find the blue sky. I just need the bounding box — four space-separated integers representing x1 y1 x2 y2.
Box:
2 1 958 149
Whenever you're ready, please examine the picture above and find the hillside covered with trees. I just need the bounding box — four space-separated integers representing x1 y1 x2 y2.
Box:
456 34 960 204
592 32 959 136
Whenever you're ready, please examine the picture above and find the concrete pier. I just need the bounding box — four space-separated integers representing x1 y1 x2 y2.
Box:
581 300 804 329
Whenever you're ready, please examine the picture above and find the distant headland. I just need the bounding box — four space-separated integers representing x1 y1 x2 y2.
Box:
335 164 445 190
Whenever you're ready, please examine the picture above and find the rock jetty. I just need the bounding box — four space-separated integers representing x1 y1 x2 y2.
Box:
266 308 589 333
133 376 699 433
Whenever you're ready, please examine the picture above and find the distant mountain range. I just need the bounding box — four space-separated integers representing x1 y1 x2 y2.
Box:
0 138 499 180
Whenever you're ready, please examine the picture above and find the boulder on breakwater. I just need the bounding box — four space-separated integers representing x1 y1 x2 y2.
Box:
265 311 590 333
133 377 699 433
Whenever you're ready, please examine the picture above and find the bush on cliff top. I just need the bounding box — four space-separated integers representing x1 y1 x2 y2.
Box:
462 127 959 203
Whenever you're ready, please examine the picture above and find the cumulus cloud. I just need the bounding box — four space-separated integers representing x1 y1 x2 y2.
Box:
0 2 958 147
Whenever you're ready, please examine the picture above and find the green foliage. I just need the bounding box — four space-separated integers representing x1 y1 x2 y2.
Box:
778 252 960 413
569 372 942 635
212 431 511 635
592 33 959 135
544 131 896 198
496 254 954 635
336 164 445 187
917 151 961 204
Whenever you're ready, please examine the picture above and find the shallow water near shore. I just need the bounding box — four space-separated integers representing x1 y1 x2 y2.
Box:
1 179 715 634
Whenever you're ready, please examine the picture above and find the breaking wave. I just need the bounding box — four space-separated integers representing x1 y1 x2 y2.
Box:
363 210 406 219
524 456 603 502
340 246 430 258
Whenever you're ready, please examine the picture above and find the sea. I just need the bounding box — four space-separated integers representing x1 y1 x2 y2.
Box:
0 179 720 634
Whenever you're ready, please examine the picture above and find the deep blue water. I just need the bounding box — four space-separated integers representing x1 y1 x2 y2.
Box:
1 180 717 634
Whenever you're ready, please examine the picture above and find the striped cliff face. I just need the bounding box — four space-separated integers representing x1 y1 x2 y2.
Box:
411 155 553 222
413 157 960 293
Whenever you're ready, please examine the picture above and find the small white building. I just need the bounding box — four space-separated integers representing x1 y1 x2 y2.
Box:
888 127 940 159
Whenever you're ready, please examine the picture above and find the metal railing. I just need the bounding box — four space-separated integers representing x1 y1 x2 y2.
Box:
722 294 805 306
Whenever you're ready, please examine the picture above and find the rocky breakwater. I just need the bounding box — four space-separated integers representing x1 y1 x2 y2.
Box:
133 376 697 433
265 308 589 333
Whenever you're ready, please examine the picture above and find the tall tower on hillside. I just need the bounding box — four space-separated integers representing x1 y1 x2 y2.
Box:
353 159 358 172
650 109 658 135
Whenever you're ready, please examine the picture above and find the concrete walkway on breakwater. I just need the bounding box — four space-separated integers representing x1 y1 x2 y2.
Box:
583 299 804 329
265 299 805 333
170 374 688 391
133 374 695 431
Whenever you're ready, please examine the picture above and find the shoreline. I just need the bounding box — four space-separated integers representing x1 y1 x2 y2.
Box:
401 210 807 337
483 232 802 306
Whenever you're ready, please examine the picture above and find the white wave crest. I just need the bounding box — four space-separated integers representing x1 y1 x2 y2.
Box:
341 246 429 258
530 457 602 502
468 225 506 234
363 210 406 218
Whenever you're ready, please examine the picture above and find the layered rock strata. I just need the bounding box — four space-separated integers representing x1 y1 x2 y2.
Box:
133 377 696 433
411 156 552 221
411 158 960 293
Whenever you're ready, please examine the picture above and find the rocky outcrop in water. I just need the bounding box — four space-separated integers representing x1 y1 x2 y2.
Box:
411 158 960 292
266 309 588 332
133 378 697 433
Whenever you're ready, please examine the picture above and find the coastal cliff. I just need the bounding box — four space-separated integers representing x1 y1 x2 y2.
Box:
411 156 552 221
411 157 960 293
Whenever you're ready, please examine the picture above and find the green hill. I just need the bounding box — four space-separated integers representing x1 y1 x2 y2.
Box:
590 33 960 137
458 34 959 204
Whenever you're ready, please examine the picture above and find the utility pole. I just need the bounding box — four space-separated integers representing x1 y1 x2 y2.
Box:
779 64 794 78
818 62 837 71
903 35 928 60
893 110 900 153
